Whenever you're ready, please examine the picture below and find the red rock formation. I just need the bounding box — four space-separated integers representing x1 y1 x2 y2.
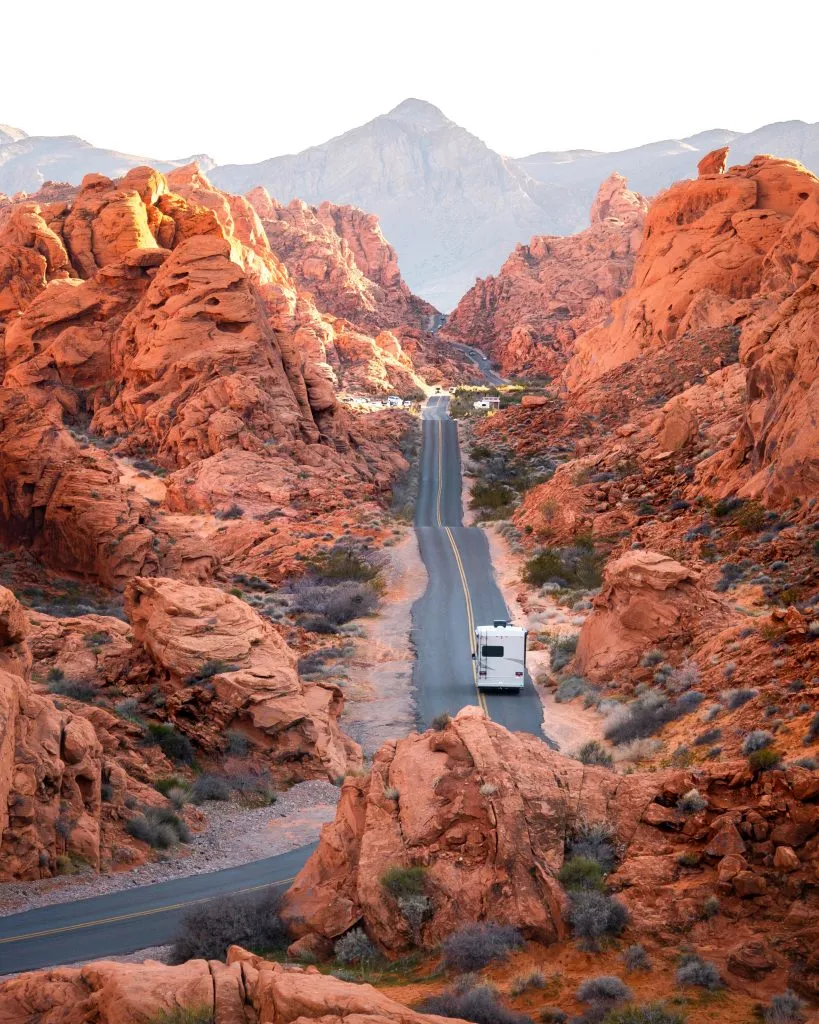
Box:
0 586 166 881
125 576 360 778
0 945 463 1024
443 174 647 377
573 550 735 682
282 708 819 998
248 188 437 333
563 152 819 504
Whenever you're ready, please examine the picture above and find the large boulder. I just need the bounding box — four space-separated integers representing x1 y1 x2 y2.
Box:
574 550 735 682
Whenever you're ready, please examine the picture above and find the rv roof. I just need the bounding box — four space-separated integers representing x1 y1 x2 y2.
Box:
475 624 527 637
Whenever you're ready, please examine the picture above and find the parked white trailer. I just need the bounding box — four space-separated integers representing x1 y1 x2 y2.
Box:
473 620 527 689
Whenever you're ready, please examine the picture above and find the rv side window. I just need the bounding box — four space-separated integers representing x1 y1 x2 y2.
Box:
481 644 504 657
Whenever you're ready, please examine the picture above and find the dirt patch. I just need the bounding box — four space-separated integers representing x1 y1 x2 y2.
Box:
341 529 425 756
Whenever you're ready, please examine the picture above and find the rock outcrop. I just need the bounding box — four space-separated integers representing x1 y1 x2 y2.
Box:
0 586 164 881
441 173 646 377
563 152 819 504
125 577 360 778
248 189 437 333
282 708 819 997
0 945 463 1024
573 551 735 682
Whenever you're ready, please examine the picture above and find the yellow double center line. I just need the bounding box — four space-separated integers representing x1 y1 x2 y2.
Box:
434 417 488 715
0 877 295 945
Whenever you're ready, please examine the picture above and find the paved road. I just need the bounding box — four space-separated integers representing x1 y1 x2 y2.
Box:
412 395 544 732
0 394 538 975
448 341 507 386
0 844 315 975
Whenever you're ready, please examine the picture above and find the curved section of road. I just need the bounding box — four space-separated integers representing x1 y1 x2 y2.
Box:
413 396 543 733
447 341 507 386
0 395 539 975
0 844 315 975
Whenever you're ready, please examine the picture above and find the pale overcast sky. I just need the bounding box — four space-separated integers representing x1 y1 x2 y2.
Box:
3 0 817 164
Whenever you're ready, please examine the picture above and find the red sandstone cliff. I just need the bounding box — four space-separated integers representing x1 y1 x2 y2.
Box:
443 173 647 377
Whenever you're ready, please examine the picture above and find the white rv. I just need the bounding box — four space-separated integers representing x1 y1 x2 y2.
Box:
473 620 527 690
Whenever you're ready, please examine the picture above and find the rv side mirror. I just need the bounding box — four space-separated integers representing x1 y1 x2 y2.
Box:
471 652 476 659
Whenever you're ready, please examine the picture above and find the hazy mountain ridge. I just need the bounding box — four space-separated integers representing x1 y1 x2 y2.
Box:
3 103 819 308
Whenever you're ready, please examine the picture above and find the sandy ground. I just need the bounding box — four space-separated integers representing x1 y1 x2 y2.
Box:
341 529 425 756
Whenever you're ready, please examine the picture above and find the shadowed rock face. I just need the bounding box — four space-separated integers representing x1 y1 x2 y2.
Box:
443 174 647 377
280 707 819 997
0 944 467 1024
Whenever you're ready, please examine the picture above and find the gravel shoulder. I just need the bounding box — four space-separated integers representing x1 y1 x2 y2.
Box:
0 780 339 918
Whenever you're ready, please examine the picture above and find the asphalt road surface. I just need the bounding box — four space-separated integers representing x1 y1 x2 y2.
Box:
0 844 315 975
413 395 544 733
448 341 507 386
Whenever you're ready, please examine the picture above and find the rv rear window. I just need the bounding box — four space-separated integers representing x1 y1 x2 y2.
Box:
481 644 504 657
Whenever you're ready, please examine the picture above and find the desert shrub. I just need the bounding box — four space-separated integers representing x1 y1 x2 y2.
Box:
611 737 663 764
524 546 603 590
216 503 244 520
676 955 722 990
380 865 426 899
548 633 578 672
471 481 515 513
441 922 524 972
115 697 143 723
576 975 632 1005
47 677 96 701
148 1008 214 1024
604 689 703 745
722 687 757 709
568 891 629 950
169 888 286 963
667 661 700 693
225 729 250 756
539 1009 568 1023
166 786 188 811
567 820 617 872
558 856 604 892
307 546 380 583
101 782 114 802
334 927 379 965
641 649 665 667
693 727 721 746
509 969 547 996
734 500 766 533
383 786 400 800
677 851 700 868
292 580 378 625
622 944 651 972
155 775 188 796
125 807 191 849
556 676 589 702
575 741 614 768
480 782 498 796
190 774 232 803
147 723 196 764
700 895 720 919
764 990 806 1023
749 747 782 772
677 789 707 814
743 729 774 754
603 1005 686 1024
431 712 451 730
792 756 818 770
804 711 819 745
417 983 531 1024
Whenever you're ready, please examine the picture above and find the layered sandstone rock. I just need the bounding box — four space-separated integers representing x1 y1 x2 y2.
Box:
0 945 464 1024
125 577 360 778
563 152 819 503
573 550 735 682
443 174 647 377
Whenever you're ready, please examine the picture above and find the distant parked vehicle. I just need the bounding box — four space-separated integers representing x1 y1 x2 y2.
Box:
386 395 402 408
473 620 527 690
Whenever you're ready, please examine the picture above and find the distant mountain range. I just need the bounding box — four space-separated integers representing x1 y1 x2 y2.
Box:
4 104 819 309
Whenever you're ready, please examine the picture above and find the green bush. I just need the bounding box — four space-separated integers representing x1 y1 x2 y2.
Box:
307 547 379 582
575 741 613 768
125 807 191 849
558 856 604 892
380 865 426 899
47 678 96 701
148 1008 214 1024
749 747 782 773
603 1005 686 1024
147 723 196 764
470 482 515 514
